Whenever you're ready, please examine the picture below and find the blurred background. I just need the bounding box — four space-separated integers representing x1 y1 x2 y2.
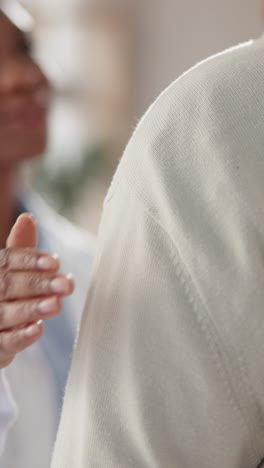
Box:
18 0 263 234
0 2 263 468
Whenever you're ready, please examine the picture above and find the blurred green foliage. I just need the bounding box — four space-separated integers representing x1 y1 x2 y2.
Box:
32 144 106 215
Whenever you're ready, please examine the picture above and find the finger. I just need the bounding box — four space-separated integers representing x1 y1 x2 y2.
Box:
0 271 74 301
6 213 38 248
0 248 60 272
0 296 62 331
0 321 43 367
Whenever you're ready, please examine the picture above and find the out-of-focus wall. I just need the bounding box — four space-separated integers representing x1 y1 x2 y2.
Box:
133 0 263 117
78 0 263 233
21 0 264 233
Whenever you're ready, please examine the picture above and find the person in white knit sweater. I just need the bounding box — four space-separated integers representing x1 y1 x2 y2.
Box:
50 37 264 468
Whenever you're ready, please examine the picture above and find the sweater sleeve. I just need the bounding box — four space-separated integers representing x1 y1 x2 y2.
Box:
0 369 17 456
52 180 260 468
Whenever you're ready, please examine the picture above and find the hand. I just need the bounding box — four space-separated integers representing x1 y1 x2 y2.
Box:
0 213 74 369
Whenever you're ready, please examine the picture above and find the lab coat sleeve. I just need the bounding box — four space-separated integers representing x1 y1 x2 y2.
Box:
0 369 17 456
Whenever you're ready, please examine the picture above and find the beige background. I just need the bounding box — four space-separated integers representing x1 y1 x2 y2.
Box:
22 0 263 232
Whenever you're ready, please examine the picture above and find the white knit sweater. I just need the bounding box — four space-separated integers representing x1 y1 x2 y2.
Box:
52 38 264 467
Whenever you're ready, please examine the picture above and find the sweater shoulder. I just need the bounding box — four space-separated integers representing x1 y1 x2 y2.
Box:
106 37 264 208
138 38 264 141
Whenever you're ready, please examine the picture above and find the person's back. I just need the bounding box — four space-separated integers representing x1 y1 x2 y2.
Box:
52 38 264 467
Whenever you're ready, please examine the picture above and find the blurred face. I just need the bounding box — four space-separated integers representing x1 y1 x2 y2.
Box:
0 12 51 167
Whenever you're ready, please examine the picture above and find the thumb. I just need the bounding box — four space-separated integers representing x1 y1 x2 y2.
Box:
6 213 38 248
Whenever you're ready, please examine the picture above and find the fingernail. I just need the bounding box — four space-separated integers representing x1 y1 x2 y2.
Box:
37 255 59 270
66 273 74 281
50 276 72 294
66 273 75 288
18 213 36 223
24 323 39 337
37 297 57 314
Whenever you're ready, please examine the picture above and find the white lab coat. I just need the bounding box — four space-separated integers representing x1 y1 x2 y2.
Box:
0 192 95 468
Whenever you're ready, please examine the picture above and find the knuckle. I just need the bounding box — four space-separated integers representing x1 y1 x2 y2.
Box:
18 301 34 323
0 332 8 354
0 248 12 269
28 273 46 294
0 303 6 328
5 329 25 354
0 329 24 355
11 302 27 326
12 331 24 349
0 272 11 300
22 251 37 269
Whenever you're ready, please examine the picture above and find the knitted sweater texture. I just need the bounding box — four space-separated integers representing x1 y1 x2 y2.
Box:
52 38 264 467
